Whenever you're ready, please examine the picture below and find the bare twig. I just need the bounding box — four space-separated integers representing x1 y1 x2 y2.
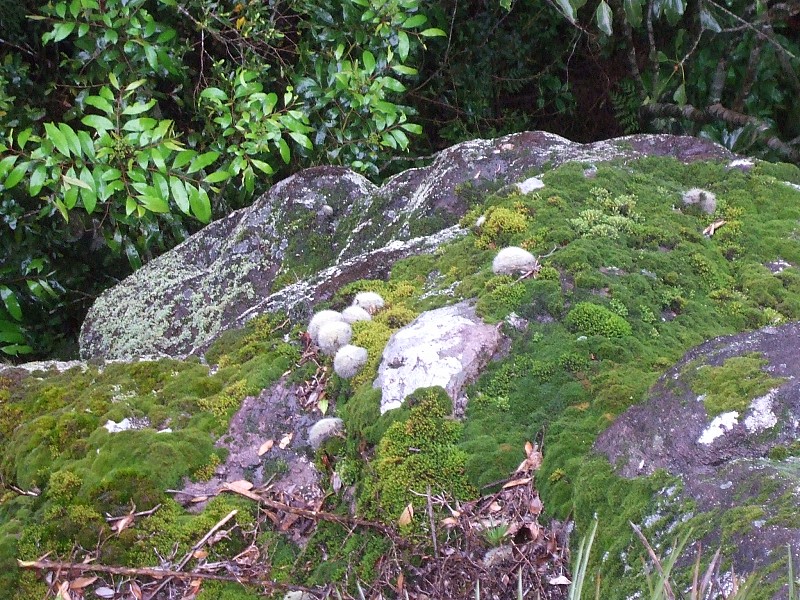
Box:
425 486 439 559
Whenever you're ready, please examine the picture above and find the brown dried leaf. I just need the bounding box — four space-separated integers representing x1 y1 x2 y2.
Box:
228 480 253 492
488 501 502 513
57 581 72 600
549 575 571 585
129 581 143 600
193 549 208 559
222 481 260 501
94 587 115 599
279 432 293 449
503 477 531 489
258 439 274 456
440 517 459 527
112 513 135 534
398 503 414 526
396 572 405 595
70 576 98 589
190 495 208 503
529 494 544 515
703 219 726 237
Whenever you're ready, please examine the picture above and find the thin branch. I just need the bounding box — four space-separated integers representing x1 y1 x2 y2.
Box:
706 0 797 60
17 558 318 593
640 101 800 162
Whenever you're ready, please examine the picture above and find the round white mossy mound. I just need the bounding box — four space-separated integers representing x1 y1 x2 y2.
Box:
492 246 538 275
353 291 385 314
341 305 372 324
333 344 369 379
317 321 353 355
682 188 717 214
307 310 344 344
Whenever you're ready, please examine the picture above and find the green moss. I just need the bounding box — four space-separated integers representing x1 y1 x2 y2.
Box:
474 205 529 249
565 302 633 337
349 320 392 388
366 388 474 520
691 354 785 417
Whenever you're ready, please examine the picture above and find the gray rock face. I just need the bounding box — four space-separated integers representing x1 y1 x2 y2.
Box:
80 132 733 360
594 322 800 585
374 301 502 413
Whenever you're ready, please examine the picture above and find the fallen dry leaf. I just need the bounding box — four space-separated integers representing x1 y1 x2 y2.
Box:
529 494 544 515
190 495 208 503
57 581 72 600
279 432 293 449
396 572 405 595
222 481 260 501
549 575 572 585
112 512 134 534
70 576 98 589
488 501 502 513
502 477 531 489
398 503 414 526
193 549 208 559
258 439 274 456
440 517 459 527
703 219 726 237
95 587 115 599
129 581 143 600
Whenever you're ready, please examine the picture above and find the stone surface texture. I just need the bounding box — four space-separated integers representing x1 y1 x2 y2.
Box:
374 301 503 413
595 322 800 579
79 132 733 360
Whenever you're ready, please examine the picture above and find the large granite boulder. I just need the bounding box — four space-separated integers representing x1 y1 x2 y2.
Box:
79 132 733 360
595 323 800 584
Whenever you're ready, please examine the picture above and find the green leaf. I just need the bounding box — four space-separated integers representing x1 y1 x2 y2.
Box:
122 117 157 132
188 185 211 223
81 114 114 133
250 159 274 175
187 151 220 174
204 170 231 183
595 1 613 34
169 175 190 213
391 64 418 76
122 99 157 115
554 0 576 22
397 30 410 62
673 82 687 105
109 72 120 90
0 286 23 321
380 77 406 93
362 50 376 75
400 122 423 134
17 128 32 150
0 155 17 179
391 129 410 148
402 14 427 28
288 132 312 149
80 167 98 213
63 181 80 209
52 21 76 42
0 321 26 343
62 174 92 190
45 122 71 157
623 0 643 27
419 28 446 37
85 95 114 115
200 87 228 102
278 138 291 164
4 162 29 190
29 164 48 195
664 0 685 24
58 123 82 157
78 131 97 159
172 150 196 169
137 193 170 213
700 8 721 32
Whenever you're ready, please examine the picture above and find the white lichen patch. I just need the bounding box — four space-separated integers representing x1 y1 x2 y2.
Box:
698 411 739 445
743 388 779 433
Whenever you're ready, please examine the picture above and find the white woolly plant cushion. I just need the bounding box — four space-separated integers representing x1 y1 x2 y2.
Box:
341 305 372 324
307 310 345 344
333 344 369 379
492 246 538 275
317 321 353 356
353 291 385 314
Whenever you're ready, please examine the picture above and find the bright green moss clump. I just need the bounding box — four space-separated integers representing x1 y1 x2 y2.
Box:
691 353 785 417
565 302 633 337
367 388 475 520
